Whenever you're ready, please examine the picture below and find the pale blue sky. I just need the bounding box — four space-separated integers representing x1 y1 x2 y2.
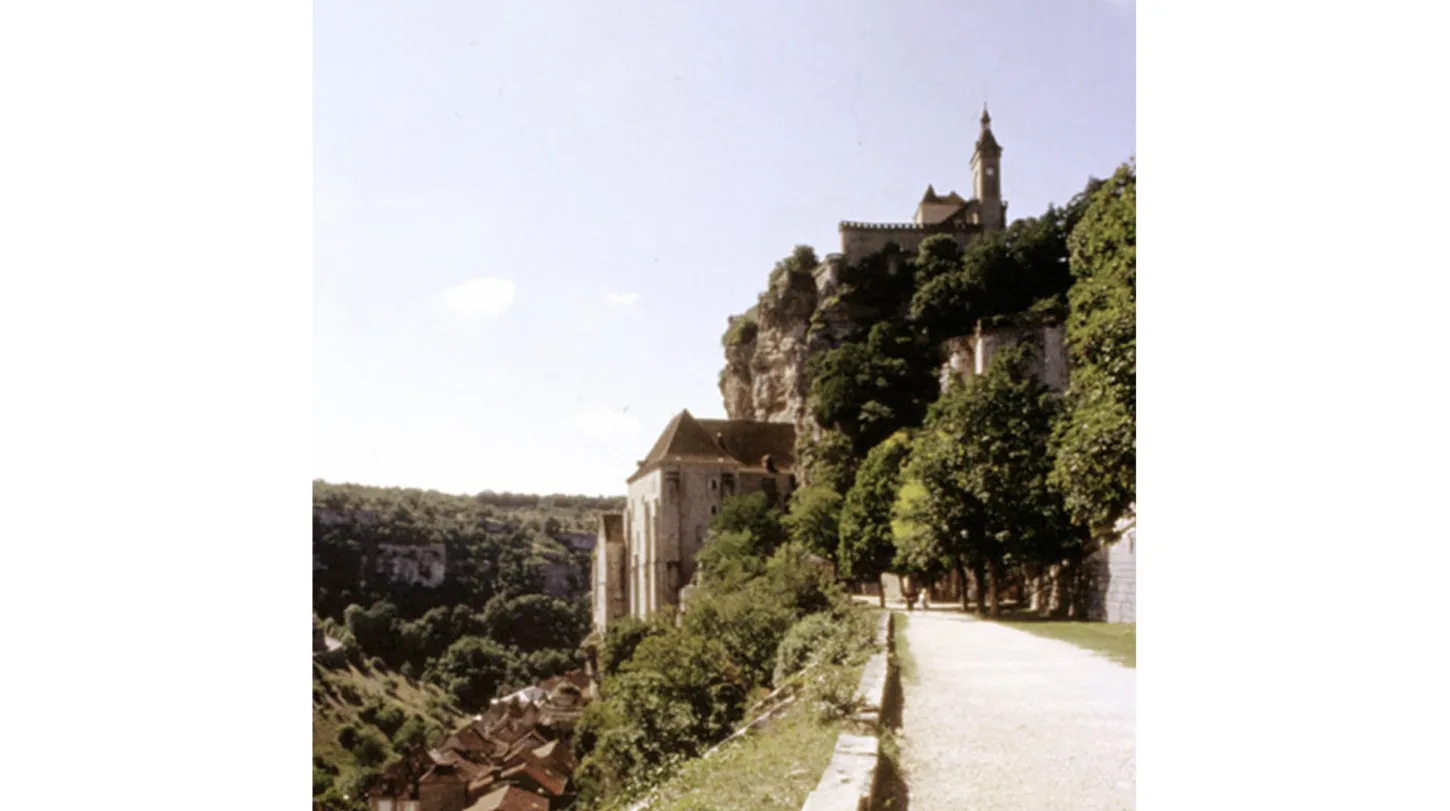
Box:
313 0 1135 497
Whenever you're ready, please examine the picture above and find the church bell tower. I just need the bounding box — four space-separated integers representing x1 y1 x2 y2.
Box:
971 105 1005 231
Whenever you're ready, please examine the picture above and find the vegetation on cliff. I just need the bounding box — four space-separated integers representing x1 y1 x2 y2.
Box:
719 160 1137 615
572 493 876 809
312 657 467 810
1051 163 1138 533
313 481 621 808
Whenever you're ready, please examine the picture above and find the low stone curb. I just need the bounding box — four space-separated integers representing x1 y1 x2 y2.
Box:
801 611 895 811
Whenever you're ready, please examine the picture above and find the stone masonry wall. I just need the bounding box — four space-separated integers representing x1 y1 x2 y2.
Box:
1082 508 1136 624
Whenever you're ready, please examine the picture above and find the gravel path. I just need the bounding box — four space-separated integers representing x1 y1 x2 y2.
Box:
896 608 1135 810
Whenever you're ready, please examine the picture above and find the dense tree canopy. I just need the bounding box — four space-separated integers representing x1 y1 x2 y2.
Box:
837 431 913 593
1052 162 1137 533
781 485 844 560
807 321 940 455
902 344 1082 614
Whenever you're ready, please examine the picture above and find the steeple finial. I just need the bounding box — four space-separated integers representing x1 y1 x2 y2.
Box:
981 103 991 129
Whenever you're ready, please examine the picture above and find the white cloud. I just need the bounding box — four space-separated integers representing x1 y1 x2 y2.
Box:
572 409 640 440
443 278 516 318
605 292 641 306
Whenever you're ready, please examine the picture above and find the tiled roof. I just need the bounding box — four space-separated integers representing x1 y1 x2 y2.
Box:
500 756 569 797
466 785 548 811
628 409 797 483
697 418 796 472
632 409 800 478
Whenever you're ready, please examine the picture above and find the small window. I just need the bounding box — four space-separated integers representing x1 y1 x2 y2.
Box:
710 506 718 515
710 479 718 490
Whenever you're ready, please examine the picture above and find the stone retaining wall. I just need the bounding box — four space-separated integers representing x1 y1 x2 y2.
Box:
801 611 895 811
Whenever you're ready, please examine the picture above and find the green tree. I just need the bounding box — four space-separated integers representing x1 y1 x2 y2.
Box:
795 428 857 493
906 344 1081 615
910 180 1104 346
391 714 430 751
425 636 515 711
781 485 844 559
479 593 585 653
837 431 912 606
1052 161 1136 534
807 322 939 455
708 492 786 553
598 615 668 677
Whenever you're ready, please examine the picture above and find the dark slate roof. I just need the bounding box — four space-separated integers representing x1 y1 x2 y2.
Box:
626 409 797 482
697 418 796 472
975 126 1001 155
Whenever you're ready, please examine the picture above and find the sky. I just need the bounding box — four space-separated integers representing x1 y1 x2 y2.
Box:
313 0 1136 498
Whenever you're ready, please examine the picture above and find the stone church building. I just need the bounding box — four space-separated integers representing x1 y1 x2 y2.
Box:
591 410 795 632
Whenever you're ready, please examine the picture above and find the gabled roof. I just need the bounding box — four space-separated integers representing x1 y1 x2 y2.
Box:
642 410 731 465
697 418 796 473
629 410 797 482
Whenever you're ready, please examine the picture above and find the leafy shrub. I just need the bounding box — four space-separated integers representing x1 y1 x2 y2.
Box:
359 700 407 738
313 766 334 797
802 663 861 724
599 615 665 677
391 714 429 751
723 313 759 347
350 727 390 767
336 723 360 751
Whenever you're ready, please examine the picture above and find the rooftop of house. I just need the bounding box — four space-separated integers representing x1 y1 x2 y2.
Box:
465 784 549 811
500 756 569 798
628 409 796 483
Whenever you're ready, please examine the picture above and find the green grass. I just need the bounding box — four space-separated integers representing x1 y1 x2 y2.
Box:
641 700 843 811
995 613 1136 668
312 659 467 768
891 611 917 684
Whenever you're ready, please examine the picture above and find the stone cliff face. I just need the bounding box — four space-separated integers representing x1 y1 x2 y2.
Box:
720 265 820 429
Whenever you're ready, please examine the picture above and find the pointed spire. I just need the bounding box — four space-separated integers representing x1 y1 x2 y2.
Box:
922 184 939 202
981 103 992 129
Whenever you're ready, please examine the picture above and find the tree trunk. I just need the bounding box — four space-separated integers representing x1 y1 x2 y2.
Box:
877 574 885 608
955 562 970 611
970 562 988 616
987 560 1001 618
1059 559 1077 619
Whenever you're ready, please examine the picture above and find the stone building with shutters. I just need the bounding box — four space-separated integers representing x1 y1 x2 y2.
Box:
591 409 796 632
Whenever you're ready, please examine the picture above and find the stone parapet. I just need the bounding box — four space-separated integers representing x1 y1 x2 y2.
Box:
800 611 895 811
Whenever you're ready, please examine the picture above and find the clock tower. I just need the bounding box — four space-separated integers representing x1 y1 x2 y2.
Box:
971 105 1006 231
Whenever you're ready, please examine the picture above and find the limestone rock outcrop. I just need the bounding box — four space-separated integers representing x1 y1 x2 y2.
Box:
719 264 819 428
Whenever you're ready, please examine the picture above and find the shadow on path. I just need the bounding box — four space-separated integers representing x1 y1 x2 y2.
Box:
876 614 910 810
